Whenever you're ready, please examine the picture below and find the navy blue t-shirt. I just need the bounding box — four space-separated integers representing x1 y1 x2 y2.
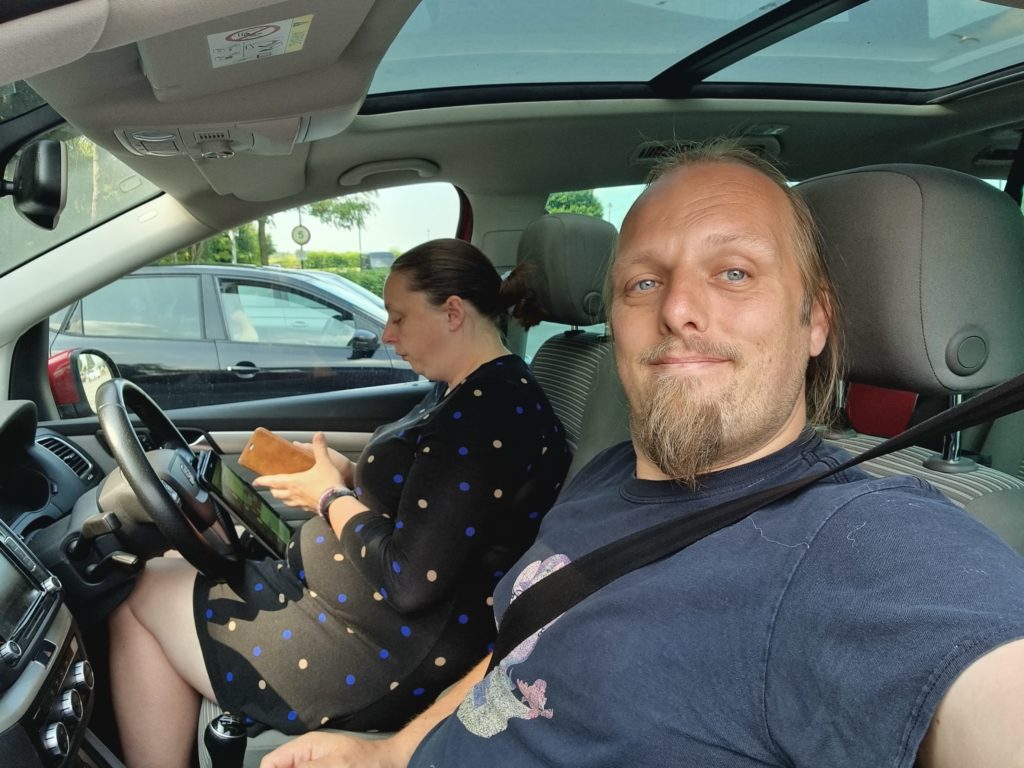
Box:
411 430 1024 767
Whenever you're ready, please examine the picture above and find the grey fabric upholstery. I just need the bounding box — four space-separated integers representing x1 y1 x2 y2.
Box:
566 345 629 484
796 165 1024 395
518 213 617 452
517 213 615 326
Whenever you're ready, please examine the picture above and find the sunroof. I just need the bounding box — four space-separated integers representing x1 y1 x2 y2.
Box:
711 0 1024 90
368 0 780 94
370 0 1024 98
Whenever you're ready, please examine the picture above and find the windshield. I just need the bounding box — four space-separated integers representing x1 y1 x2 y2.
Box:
0 117 161 277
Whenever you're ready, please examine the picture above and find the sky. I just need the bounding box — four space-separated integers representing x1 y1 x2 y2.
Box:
270 182 644 256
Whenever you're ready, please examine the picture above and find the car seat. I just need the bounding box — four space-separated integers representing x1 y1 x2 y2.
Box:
515 212 617 454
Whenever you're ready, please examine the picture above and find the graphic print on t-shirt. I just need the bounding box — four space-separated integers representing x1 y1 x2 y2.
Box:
456 554 570 737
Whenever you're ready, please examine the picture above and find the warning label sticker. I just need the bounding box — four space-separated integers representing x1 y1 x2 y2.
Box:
208 14 313 68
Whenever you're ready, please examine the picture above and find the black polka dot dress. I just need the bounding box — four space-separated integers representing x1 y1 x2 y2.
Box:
194 355 570 733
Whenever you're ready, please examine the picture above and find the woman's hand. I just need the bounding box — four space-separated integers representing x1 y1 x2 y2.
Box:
253 433 346 513
258 732 405 768
291 439 355 488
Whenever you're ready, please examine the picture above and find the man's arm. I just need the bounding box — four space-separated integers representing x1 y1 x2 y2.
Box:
259 654 491 768
917 637 1024 767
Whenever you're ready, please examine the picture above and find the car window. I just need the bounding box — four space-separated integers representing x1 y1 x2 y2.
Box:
219 280 358 347
65 274 203 340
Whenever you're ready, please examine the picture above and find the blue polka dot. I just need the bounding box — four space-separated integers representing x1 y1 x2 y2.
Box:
379 649 390 659
401 626 412 637
536 402 542 411
458 614 469 624
346 674 356 686
554 425 560 433
315 535 325 544
458 446 468 456
416 435 422 444
254 582 264 592
205 609 213 620
413 688 426 697
282 629 293 640
396 521 405 529
515 405 524 414
318 613 327 623
253 646 262 657
465 526 476 537
244 717 254 725
355 524 364 533
355 486 363 496
452 411 463 420
392 561 401 573
529 511 540 520
493 570 505 579
338 593 347 603
287 711 298 721
458 481 470 492
298 570 305 581
393 473 404 484
380 587 389 599
495 361 504 366
486 642 495 653
226 672 234 682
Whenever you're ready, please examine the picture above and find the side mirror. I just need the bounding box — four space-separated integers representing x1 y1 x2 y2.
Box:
0 139 68 230
48 348 120 418
349 329 380 360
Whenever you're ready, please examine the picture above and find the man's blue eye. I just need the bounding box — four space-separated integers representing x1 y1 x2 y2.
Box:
723 269 747 282
632 278 657 292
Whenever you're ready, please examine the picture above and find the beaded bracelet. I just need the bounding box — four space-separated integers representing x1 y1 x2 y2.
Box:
317 486 355 519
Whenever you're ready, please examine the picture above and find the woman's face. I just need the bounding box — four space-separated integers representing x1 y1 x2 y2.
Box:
382 271 451 380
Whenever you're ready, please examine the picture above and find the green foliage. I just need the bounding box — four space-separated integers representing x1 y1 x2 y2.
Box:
545 189 604 218
305 192 379 231
301 250 361 270
342 268 389 297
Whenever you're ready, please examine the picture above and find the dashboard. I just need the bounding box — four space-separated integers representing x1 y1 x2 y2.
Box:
0 401 125 768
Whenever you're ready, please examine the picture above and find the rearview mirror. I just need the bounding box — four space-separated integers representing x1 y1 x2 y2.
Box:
48 348 120 418
0 139 68 230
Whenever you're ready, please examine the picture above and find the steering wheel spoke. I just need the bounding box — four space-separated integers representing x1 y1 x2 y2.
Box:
96 379 242 581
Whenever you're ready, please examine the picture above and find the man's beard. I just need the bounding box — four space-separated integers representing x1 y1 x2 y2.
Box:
628 337 738 488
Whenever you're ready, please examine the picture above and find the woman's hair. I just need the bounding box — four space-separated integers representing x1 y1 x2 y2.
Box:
390 238 544 329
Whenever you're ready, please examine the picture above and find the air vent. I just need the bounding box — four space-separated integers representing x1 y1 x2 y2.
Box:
36 435 94 481
630 137 781 165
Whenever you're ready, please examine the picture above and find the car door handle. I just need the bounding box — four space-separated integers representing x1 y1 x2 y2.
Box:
226 363 261 378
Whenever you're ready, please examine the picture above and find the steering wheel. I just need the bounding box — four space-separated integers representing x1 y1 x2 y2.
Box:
95 378 242 581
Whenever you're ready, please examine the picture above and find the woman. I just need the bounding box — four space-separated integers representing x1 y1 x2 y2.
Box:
109 239 570 768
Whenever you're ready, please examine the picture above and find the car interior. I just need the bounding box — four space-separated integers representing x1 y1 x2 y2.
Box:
3 1 1024 766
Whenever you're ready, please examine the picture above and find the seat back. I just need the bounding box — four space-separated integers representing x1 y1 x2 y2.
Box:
516 213 617 453
797 164 1024 551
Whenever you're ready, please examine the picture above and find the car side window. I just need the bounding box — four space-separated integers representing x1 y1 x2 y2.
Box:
218 280 358 347
65 275 202 340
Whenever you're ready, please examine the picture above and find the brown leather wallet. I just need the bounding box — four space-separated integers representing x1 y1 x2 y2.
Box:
237 427 315 476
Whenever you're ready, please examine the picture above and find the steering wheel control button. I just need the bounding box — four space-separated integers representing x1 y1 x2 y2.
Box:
0 640 22 665
70 660 94 691
42 722 70 758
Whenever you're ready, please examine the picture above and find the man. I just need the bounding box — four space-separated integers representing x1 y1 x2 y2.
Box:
262 141 1024 767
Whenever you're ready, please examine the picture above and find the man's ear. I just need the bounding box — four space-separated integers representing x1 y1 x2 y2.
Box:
445 295 467 330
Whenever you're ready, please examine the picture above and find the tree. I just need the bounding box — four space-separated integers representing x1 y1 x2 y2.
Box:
545 189 604 218
257 216 274 265
304 192 378 233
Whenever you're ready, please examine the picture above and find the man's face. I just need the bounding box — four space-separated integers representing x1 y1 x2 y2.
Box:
610 161 828 483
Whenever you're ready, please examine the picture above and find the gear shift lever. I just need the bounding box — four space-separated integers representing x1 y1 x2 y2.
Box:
204 712 247 768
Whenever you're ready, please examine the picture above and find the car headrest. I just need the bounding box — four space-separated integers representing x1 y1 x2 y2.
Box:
516 213 616 326
797 164 1024 396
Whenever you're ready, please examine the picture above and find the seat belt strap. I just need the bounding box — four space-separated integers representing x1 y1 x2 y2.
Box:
489 370 1024 670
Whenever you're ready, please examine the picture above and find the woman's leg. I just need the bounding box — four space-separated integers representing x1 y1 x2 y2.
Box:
109 557 217 768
